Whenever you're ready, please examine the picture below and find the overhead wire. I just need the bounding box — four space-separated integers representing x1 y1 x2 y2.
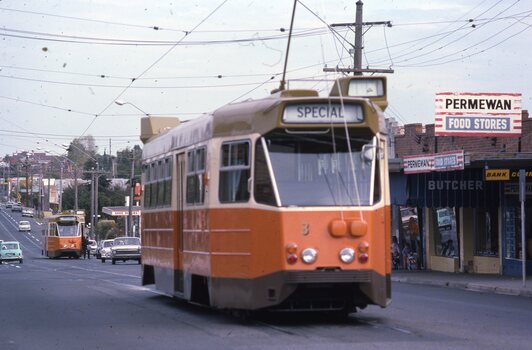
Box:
369 0 508 65
78 0 230 137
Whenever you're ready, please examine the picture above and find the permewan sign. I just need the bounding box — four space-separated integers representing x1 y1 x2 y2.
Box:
435 92 522 137
403 150 464 174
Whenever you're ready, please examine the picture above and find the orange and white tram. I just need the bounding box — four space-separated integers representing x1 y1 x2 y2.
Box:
140 76 391 313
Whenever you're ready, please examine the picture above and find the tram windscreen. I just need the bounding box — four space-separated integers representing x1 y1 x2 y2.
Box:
259 129 377 206
57 222 80 237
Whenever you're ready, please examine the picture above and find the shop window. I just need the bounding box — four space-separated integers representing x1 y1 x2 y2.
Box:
475 208 499 257
504 206 532 260
433 207 458 257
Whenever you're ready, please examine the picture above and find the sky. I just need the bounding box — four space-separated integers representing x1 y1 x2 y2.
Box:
0 0 530 157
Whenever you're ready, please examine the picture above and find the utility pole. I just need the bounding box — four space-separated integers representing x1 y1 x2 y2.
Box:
128 150 135 237
87 162 102 239
90 167 95 238
74 167 78 211
58 164 63 212
325 1 393 75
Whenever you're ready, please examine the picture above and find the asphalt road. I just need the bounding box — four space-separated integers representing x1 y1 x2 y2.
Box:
1 208 531 350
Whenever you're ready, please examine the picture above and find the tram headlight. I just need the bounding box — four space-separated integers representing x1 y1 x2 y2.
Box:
339 247 355 263
301 248 317 264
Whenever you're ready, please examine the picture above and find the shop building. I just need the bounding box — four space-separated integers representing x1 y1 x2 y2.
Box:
390 111 531 276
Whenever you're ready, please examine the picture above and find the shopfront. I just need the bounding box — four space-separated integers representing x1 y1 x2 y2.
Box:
404 168 503 274
500 176 532 276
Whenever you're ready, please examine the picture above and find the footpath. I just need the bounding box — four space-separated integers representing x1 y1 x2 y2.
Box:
392 270 532 298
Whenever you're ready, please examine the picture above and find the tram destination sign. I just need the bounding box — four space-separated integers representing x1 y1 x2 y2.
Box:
403 150 464 174
283 103 363 124
434 92 522 137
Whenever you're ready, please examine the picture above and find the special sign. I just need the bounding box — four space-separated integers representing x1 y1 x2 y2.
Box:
435 92 522 137
283 104 363 124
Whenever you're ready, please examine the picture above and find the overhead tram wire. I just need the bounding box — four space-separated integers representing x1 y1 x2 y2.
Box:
79 0 229 137
369 0 508 66
0 26 332 46
399 19 532 68
0 6 334 34
396 12 532 67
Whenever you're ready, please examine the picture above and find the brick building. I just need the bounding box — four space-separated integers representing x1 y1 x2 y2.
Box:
390 110 531 277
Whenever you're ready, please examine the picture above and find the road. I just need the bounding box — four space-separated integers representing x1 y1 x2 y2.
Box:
1 207 531 350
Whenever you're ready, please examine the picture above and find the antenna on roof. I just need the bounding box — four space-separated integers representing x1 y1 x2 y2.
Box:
276 0 297 92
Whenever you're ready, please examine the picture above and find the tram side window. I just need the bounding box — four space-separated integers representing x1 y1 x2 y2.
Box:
186 147 206 205
219 141 250 203
143 164 151 208
158 160 165 206
254 141 276 206
164 157 172 206
150 163 157 208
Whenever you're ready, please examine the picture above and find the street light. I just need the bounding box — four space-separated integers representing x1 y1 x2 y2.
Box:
114 100 150 116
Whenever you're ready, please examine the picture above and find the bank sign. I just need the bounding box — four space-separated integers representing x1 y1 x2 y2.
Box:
435 92 522 137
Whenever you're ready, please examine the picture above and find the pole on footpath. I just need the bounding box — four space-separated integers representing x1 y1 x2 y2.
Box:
519 169 526 287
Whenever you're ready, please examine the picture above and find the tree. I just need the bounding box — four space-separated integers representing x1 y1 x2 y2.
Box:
97 220 119 240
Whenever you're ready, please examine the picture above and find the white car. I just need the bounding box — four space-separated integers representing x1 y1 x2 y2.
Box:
18 221 31 232
111 237 141 265
98 239 114 262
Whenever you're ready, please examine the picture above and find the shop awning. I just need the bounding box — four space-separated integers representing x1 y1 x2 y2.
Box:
406 168 500 208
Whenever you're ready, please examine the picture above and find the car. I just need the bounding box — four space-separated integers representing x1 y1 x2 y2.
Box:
88 239 97 256
5 202 13 209
18 220 31 232
0 241 23 264
22 208 35 217
97 239 114 262
110 237 141 265
11 203 22 212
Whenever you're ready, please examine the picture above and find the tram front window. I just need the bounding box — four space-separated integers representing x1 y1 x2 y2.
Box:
258 129 377 207
57 223 80 237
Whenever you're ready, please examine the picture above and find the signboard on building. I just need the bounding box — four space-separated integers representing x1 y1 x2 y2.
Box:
403 150 464 174
435 92 522 137
485 169 532 181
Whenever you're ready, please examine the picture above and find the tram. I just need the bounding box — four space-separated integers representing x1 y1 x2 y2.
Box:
140 76 391 313
42 210 86 259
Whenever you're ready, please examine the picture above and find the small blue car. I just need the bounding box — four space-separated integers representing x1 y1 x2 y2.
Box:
0 241 23 264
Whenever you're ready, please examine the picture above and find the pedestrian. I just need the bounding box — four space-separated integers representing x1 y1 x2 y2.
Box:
391 237 401 269
82 235 89 259
401 241 411 269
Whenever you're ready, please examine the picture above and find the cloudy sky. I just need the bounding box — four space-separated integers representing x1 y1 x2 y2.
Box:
1 0 530 157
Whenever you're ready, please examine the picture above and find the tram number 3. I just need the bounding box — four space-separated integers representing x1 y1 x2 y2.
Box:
302 223 310 236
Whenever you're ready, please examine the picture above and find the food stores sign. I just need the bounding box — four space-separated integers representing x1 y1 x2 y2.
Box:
435 92 522 136
403 150 464 174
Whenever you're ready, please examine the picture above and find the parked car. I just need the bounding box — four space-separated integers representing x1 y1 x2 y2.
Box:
88 240 97 256
111 237 141 265
18 220 31 232
11 203 22 212
0 241 23 264
22 208 35 217
97 239 114 262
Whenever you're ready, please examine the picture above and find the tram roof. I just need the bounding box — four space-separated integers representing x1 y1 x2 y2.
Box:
142 88 386 160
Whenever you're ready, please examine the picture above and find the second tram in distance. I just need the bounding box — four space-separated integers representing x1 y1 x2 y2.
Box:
42 210 86 259
140 76 391 313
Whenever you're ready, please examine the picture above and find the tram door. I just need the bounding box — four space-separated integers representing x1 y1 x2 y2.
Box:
176 153 185 293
